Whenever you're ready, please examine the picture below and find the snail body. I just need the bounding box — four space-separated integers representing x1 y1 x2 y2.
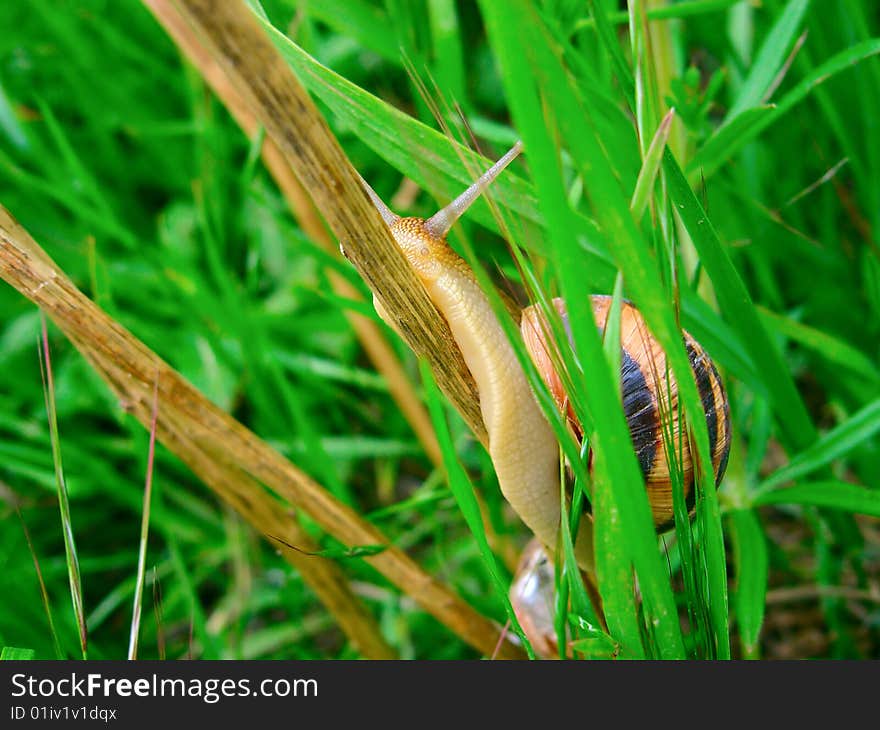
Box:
356 142 730 571
378 214 568 568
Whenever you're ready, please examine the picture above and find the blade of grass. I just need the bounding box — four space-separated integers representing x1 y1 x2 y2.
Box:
575 0 742 30
758 398 880 491
165 530 220 658
689 105 774 178
127 373 160 660
0 82 28 151
631 108 676 220
427 0 467 110
693 38 880 177
665 155 817 453
35 98 124 243
758 307 880 386
589 277 645 655
729 509 767 659
481 0 690 659
628 0 664 162
303 0 399 63
754 481 880 517
725 0 810 120
38 314 87 659
1 647 36 660
557 450 603 637
581 1 734 656
541 0 733 657
15 507 64 659
152 566 166 660
681 297 760 390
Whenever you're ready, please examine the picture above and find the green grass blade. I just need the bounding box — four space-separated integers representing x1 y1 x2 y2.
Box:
758 307 880 386
603 276 624 390
576 0 742 29
581 8 733 658
0 82 28 151
693 38 880 177
259 19 543 235
754 481 880 516
556 471 602 634
1 647 36 660
15 508 64 659
303 0 399 63
594 282 642 657
568 631 620 659
681 297 760 390
729 509 768 659
689 106 774 179
586 0 635 102
631 108 675 220
582 0 734 657
127 375 159 660
36 98 121 236
726 0 810 119
427 0 467 108
664 155 818 454
481 0 689 659
166 533 222 659
759 398 880 490
590 466 645 658
579 0 734 658
39 315 87 659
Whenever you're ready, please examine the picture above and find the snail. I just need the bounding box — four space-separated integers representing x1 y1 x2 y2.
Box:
352 141 731 571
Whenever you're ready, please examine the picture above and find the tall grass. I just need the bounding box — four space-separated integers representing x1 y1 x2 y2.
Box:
0 0 878 659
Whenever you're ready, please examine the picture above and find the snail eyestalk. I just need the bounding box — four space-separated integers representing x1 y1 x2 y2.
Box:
424 140 524 238
358 171 400 226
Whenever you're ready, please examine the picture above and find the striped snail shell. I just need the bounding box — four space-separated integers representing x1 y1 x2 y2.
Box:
520 295 732 529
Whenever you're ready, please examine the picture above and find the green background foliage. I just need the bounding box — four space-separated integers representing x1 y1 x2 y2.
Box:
0 0 878 659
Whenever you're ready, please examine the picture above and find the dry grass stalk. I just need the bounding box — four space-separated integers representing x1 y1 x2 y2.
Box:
142 0 444 468
0 205 524 659
144 0 518 570
3 213 393 660
163 0 487 445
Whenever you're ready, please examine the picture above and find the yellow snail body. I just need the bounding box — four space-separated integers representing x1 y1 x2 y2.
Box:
354 142 731 571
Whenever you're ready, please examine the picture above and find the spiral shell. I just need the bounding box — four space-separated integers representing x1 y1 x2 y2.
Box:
520 295 731 529
509 539 561 660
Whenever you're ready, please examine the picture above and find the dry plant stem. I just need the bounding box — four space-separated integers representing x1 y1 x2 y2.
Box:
144 0 518 571
0 206 524 660
164 0 486 445
142 0 442 468
9 227 391 659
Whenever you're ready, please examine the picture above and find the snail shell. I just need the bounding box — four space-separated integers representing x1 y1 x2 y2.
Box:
521 295 731 529
509 538 561 660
